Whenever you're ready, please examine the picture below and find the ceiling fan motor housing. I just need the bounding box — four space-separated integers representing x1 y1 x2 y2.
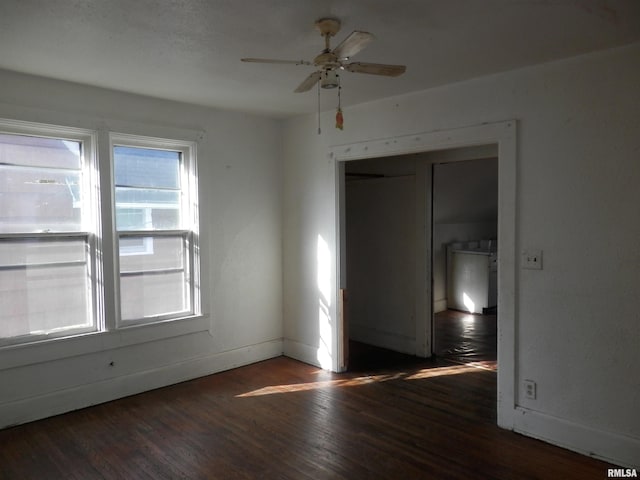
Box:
314 51 339 68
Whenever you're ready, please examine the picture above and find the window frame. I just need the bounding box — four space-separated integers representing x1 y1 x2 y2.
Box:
0 119 102 347
109 133 201 328
0 119 205 354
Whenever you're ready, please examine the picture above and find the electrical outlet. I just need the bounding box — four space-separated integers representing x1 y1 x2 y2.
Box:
522 249 543 270
524 379 537 400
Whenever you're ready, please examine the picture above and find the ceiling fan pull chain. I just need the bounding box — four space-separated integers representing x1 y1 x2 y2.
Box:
336 74 344 130
317 79 322 135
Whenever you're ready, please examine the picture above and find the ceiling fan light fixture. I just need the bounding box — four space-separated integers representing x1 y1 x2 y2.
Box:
321 70 339 89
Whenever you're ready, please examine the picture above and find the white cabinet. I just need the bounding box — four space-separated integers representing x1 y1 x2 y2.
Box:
447 248 497 314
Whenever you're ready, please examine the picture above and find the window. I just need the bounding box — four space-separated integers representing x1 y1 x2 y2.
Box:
0 124 98 344
111 135 199 325
0 120 200 347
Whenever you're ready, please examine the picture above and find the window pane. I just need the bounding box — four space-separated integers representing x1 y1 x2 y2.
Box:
116 208 147 231
0 133 81 169
119 235 184 271
115 188 180 230
0 238 93 339
119 235 189 321
0 165 82 233
114 146 180 189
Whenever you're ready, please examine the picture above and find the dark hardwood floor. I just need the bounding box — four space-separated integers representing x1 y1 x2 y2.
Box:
0 333 613 479
434 309 497 369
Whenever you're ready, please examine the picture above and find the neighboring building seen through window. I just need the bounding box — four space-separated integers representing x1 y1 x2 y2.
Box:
112 141 197 324
0 130 96 342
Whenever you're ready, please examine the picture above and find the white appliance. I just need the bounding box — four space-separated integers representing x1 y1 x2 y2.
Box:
447 242 497 314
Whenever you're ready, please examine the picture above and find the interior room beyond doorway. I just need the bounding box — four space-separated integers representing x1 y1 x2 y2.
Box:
344 147 499 371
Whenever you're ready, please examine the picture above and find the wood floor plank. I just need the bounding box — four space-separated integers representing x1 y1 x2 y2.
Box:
0 354 615 479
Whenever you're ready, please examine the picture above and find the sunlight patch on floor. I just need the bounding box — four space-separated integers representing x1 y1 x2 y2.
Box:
404 362 493 380
236 363 494 397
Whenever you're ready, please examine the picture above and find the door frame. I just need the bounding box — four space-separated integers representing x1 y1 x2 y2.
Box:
333 120 517 429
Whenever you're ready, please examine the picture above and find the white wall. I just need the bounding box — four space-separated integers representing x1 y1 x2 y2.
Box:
0 70 284 427
282 43 640 466
346 175 417 354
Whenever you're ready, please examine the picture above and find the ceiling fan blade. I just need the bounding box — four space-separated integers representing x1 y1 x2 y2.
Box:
294 71 322 93
344 62 406 77
333 31 375 59
241 58 312 66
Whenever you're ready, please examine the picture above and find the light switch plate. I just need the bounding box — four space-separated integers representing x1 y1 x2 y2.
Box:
522 249 543 270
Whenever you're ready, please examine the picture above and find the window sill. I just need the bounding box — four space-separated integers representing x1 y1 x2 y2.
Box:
0 314 210 371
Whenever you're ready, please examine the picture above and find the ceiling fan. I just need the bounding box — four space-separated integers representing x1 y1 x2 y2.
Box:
241 17 406 93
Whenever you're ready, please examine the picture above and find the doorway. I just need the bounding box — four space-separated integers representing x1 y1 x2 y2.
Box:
343 153 424 367
342 149 498 371
431 156 499 370
332 121 517 428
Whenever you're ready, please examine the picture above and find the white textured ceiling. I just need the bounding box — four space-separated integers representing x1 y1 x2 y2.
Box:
1 0 639 118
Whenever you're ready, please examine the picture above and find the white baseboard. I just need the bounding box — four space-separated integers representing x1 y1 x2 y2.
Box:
0 339 283 429
283 339 322 368
349 325 415 355
513 406 640 468
9 336 637 470
433 299 448 313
